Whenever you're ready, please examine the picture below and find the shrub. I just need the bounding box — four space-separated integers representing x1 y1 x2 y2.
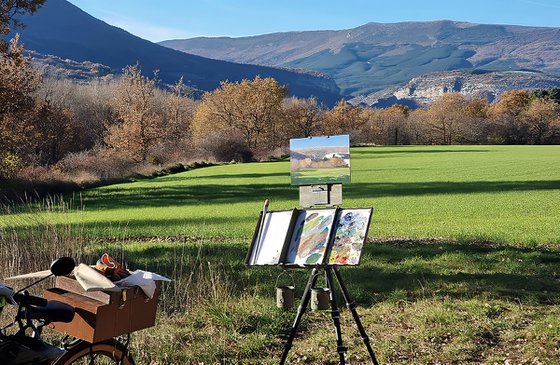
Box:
198 133 254 163
57 149 137 182
0 152 23 179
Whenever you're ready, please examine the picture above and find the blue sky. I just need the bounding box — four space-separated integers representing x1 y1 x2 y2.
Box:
291 135 349 150
67 0 560 42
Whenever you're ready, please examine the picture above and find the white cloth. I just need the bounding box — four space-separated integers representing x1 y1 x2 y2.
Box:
115 270 170 299
74 263 121 292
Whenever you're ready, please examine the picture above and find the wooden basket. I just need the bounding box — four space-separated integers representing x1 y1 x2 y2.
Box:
43 276 161 343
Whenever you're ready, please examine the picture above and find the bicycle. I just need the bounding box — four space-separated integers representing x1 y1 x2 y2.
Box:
0 257 135 365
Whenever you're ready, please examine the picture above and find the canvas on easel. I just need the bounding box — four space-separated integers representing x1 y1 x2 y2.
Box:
290 135 351 186
327 208 373 266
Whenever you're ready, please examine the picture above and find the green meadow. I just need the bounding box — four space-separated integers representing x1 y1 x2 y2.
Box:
3 145 560 246
2 145 560 364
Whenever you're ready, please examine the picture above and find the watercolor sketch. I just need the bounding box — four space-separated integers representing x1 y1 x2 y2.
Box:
286 209 337 266
249 210 295 266
328 208 372 265
290 135 350 186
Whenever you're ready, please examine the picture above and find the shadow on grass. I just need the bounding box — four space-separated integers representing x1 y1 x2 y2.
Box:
75 216 252 232
157 172 290 183
352 148 491 158
119 240 560 307
82 184 297 211
80 180 560 211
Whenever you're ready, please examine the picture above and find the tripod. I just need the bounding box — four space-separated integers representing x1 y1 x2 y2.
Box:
279 266 379 365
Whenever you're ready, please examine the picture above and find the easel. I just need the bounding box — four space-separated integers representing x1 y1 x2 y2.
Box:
280 265 379 365
279 184 379 365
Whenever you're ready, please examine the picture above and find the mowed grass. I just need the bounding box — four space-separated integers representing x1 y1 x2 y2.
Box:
2 145 560 246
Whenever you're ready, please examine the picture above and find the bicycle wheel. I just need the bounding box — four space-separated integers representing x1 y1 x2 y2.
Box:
52 339 134 365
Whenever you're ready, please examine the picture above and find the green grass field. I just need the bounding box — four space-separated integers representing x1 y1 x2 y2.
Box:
2 145 560 364
3 145 560 246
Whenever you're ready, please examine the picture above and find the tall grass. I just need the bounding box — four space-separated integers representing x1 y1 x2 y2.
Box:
0 196 87 280
0 199 282 363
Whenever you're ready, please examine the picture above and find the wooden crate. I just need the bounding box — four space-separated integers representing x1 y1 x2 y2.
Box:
43 276 160 343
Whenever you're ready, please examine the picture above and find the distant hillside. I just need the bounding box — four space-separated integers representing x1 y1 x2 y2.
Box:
9 0 341 104
28 50 114 80
161 21 560 104
353 70 560 107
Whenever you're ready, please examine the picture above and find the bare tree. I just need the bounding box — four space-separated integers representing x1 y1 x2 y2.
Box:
104 65 163 162
282 96 324 138
192 76 287 154
522 97 560 144
427 93 466 144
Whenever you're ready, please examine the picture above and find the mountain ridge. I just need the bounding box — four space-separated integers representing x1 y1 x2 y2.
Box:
8 0 341 104
160 20 560 105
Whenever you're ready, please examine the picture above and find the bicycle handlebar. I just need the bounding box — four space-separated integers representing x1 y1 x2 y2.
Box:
13 292 48 307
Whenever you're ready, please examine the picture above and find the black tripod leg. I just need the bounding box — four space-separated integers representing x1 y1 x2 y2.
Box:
280 268 320 365
326 267 347 365
333 266 380 365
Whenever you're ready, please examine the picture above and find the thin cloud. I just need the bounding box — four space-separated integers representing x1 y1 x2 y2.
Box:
95 12 193 41
116 21 193 42
517 0 560 9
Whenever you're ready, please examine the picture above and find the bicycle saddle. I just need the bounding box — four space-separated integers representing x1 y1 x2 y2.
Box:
23 300 75 323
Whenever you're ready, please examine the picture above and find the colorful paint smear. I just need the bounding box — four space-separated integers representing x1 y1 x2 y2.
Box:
328 209 372 265
286 209 336 266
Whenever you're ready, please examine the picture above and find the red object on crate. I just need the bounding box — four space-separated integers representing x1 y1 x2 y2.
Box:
43 276 160 343
95 254 130 281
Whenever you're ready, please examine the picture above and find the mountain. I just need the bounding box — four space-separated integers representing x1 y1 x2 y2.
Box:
355 70 560 108
8 0 340 104
160 21 560 105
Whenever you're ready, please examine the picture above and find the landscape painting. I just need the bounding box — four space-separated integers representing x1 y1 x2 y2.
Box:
285 209 337 266
328 208 373 266
290 135 351 186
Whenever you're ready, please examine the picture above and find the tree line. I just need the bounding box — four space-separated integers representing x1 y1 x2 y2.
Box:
1 38 560 184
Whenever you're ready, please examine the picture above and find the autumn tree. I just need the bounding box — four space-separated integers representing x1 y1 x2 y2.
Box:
192 76 287 157
521 97 560 144
282 96 324 138
0 35 41 178
322 100 368 143
37 77 118 152
379 105 411 145
104 65 164 162
488 89 531 143
160 77 195 146
426 93 467 144
458 97 490 143
32 99 76 165
359 107 384 144
407 108 431 144
0 0 45 52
